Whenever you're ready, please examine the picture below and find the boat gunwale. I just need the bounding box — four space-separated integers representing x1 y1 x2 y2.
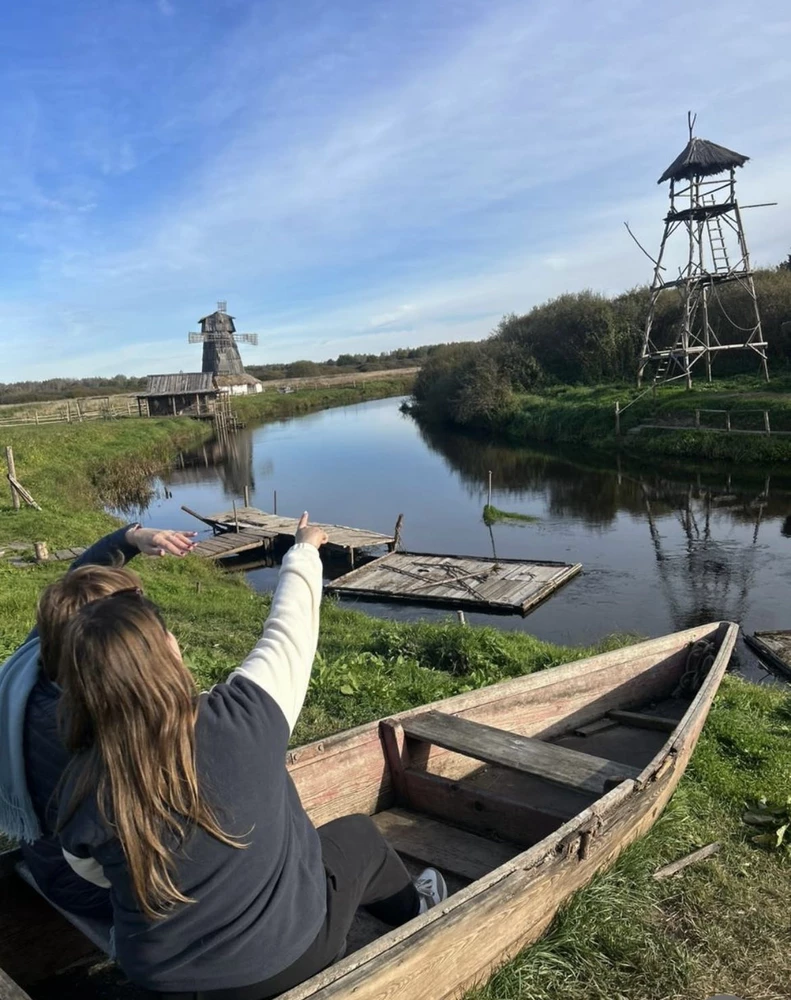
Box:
286 621 733 770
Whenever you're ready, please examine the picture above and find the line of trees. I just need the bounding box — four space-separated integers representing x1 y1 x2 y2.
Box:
0 374 147 406
414 260 791 428
1 346 443 405
246 344 444 382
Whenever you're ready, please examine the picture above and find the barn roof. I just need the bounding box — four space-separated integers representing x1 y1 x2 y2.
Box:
144 372 216 396
658 137 749 184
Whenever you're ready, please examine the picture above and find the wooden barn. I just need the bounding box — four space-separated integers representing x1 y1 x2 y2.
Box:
137 373 218 417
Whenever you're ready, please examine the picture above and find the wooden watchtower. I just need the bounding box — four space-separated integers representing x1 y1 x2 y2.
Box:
637 116 772 388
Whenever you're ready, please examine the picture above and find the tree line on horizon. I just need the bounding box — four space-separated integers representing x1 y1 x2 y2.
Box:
0 345 444 406
413 258 791 429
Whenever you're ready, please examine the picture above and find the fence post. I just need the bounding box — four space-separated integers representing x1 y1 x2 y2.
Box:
695 409 700 428
5 446 20 510
35 410 39 426
764 410 771 436
615 401 621 436
725 412 731 433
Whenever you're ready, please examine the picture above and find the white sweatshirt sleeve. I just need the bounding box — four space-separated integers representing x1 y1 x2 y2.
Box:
62 849 111 888
228 543 323 733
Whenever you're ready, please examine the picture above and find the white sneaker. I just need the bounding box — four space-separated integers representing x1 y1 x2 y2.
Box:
414 868 448 914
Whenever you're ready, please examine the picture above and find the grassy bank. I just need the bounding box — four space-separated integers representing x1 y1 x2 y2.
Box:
455 374 791 463
2 406 791 998
233 374 414 423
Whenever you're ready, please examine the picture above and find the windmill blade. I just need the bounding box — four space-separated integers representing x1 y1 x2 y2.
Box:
188 332 206 343
233 333 259 345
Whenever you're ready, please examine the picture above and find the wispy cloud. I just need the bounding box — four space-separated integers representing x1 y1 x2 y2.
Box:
1 0 790 378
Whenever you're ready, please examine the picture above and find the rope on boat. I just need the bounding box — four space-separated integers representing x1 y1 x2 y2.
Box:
674 638 716 698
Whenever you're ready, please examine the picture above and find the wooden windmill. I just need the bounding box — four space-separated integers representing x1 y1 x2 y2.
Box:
188 302 259 375
637 115 773 388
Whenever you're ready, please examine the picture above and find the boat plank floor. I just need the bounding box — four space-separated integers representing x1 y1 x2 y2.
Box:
553 722 669 767
372 808 519 881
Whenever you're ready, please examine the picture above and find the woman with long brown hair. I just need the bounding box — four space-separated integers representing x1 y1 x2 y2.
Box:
56 514 446 1000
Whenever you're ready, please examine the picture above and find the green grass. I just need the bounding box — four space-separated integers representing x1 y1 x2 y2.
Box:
482 504 541 527
2 400 791 998
464 374 791 464
232 375 414 423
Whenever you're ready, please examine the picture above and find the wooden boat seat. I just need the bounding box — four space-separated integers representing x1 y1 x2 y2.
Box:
400 711 641 796
14 861 113 956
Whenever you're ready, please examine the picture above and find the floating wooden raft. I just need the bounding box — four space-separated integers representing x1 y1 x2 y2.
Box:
201 506 395 562
325 551 582 615
744 630 791 680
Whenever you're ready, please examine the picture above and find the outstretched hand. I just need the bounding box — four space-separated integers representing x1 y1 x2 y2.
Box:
295 512 328 550
126 526 198 557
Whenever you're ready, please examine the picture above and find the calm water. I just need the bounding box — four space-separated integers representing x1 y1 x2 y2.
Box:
134 396 791 682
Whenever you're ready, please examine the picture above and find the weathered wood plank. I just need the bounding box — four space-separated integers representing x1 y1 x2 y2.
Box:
372 808 518 881
0 967 33 1000
207 508 394 550
326 552 580 614
607 710 678 733
192 530 267 560
401 711 641 795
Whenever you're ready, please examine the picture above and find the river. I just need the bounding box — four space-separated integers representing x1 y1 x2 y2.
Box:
132 395 791 682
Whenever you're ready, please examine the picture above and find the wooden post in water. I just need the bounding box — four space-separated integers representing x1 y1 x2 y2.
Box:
274 490 278 515
244 485 250 508
232 500 239 532
764 410 771 435
5 446 20 510
487 471 492 508
615 401 621 436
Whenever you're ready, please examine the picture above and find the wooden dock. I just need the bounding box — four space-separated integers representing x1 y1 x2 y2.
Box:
191 530 273 561
325 551 582 615
188 506 396 564
745 630 791 680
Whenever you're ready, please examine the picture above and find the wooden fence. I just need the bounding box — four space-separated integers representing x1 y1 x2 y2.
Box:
616 403 783 437
0 396 140 427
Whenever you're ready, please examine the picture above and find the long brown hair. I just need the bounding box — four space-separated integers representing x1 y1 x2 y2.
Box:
37 564 142 681
57 593 243 920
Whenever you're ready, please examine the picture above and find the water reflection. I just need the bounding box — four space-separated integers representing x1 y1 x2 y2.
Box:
414 420 791 643
167 431 271 498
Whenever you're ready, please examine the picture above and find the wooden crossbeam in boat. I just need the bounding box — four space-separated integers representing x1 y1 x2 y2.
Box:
607 710 678 733
400 711 640 796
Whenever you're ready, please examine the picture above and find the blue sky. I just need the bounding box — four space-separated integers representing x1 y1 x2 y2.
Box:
2 0 790 380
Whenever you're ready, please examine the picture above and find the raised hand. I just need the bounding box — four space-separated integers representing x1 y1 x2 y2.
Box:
294 512 328 550
126 526 198 557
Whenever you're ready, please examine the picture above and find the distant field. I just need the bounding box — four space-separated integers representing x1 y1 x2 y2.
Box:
0 368 419 426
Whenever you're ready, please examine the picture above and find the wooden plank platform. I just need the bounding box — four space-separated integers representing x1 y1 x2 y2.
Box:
206 507 394 553
745 630 791 680
192 530 269 560
325 550 581 614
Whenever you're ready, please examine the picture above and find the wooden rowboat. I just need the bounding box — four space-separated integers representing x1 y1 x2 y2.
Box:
0 621 736 1000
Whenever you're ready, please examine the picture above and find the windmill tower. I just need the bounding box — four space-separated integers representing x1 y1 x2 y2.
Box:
637 116 771 388
188 301 259 375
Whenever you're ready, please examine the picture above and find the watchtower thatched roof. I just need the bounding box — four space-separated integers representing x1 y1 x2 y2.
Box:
658 137 749 184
